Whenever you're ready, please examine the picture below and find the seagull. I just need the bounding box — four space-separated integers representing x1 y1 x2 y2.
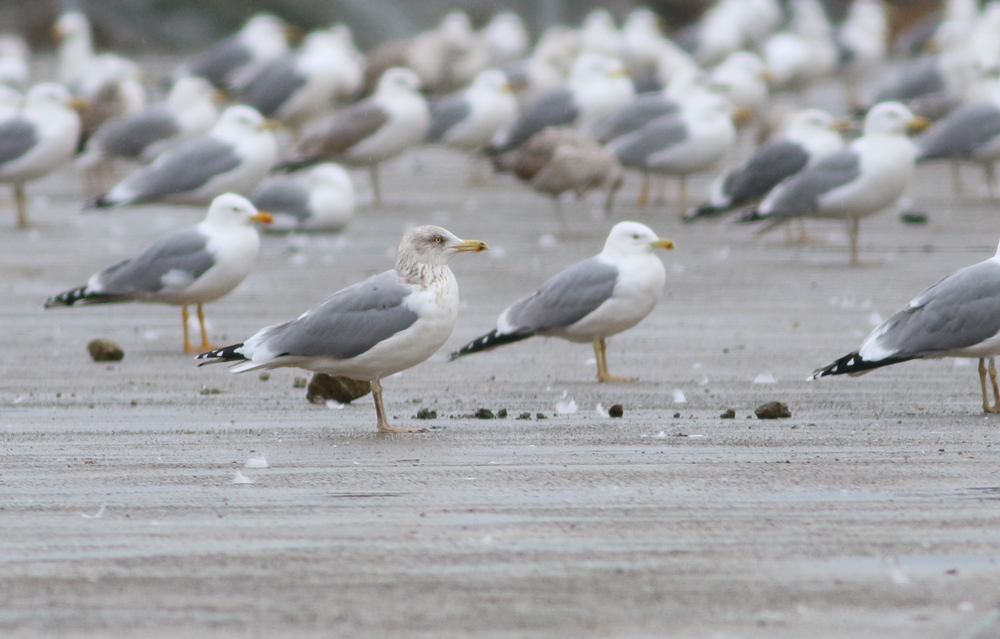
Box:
87 105 278 209
426 69 518 153
811 238 1000 414
489 53 635 153
483 12 529 67
175 13 290 91
78 76 220 168
241 27 363 128
0 85 21 119
607 92 737 211
686 109 845 221
450 222 672 383
736 102 929 265
250 163 354 232
492 127 623 232
837 0 889 108
915 82 1000 197
0 34 29 90
277 68 429 207
0 83 82 228
52 10 94 89
196 225 489 434
762 0 838 94
74 54 148 140
44 193 273 352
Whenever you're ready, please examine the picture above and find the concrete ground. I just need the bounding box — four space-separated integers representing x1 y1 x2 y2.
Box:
3 74 1000 637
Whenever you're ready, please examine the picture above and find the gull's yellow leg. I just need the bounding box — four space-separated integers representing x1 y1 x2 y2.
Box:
14 183 28 229
989 358 1000 410
595 337 637 383
182 305 196 352
978 358 1000 413
637 173 649 207
197 304 216 351
372 378 425 434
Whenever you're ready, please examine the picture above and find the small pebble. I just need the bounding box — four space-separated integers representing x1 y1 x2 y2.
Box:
87 339 124 362
200 388 221 395
899 211 928 224
536 413 547 419
673 412 681 418
497 409 508 418
259 372 270 381
475 408 494 419
293 376 307 388
517 412 531 420
415 408 437 420
608 404 624 418
720 409 736 419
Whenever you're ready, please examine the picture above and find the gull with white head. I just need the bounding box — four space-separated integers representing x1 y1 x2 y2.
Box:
451 222 672 383
45 193 273 352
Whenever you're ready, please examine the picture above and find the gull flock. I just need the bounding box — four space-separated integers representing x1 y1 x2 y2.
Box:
8 1 1000 429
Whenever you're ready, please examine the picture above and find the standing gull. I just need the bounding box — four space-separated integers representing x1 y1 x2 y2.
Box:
278 68 429 206
489 53 634 153
737 102 929 265
87 105 278 208
450 222 672 383
0 34 29 90
607 92 737 211
0 83 82 228
197 226 489 434
687 109 845 221
426 69 518 153
45 193 273 352
250 164 354 232
811 238 1000 414
175 13 290 91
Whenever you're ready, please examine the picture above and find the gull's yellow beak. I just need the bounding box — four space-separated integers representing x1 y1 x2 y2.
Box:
456 239 489 252
213 89 229 103
502 81 513 94
758 68 774 81
51 25 63 41
251 211 274 224
68 97 91 112
260 119 283 131
908 116 931 133
609 68 630 79
832 119 853 132
652 238 674 250
924 38 939 54
732 108 753 126
285 24 304 43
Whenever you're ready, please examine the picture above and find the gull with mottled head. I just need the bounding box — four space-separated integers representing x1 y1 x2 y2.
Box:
197 226 488 434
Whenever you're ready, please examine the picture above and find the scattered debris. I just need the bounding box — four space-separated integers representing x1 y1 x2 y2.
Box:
899 211 928 224
672 389 686 403
753 372 777 384
608 404 623 418
233 470 254 484
293 376 307 388
475 408 494 419
306 374 371 404
555 392 577 414
497 409 508 418
245 456 268 468
80 503 107 519
415 408 437 419
200 387 221 395
755 401 791 419
258 372 270 381
673 412 681 418
517 412 531 420
720 409 736 419
536 413 547 419
595 403 610 418
87 338 123 362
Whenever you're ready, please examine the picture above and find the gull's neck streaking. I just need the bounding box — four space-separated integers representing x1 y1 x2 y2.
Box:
395 251 451 288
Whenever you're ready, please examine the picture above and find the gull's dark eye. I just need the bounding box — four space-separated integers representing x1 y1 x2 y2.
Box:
633 234 640 239
434 236 444 244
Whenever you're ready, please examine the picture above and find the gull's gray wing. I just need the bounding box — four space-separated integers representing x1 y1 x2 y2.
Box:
92 229 215 298
872 55 944 103
764 148 861 217
251 177 310 223
592 93 679 144
185 38 251 88
723 139 810 205
114 136 241 203
258 270 418 360
92 105 180 158
864 259 1000 359
503 256 619 332
426 93 472 141
916 101 1000 160
0 118 38 166
609 114 689 169
243 55 306 117
295 101 389 159
492 88 577 151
